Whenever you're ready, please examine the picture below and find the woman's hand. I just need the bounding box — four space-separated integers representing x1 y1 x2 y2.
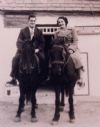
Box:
68 49 74 54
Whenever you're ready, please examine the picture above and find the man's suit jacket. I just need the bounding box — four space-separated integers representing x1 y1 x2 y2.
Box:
16 26 45 54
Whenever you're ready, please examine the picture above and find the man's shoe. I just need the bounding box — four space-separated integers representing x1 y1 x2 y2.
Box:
6 79 17 86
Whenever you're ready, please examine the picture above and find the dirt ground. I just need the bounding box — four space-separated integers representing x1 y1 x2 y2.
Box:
0 95 100 127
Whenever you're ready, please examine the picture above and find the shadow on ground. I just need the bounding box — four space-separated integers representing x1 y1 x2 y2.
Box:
0 99 100 127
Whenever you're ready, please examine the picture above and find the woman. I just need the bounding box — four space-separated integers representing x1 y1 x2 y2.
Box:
53 16 84 85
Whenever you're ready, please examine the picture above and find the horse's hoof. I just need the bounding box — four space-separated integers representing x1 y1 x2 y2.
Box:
31 117 38 122
51 120 59 125
69 118 75 123
14 116 21 122
51 115 60 125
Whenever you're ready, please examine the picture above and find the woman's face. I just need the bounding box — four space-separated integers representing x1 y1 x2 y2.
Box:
57 18 66 28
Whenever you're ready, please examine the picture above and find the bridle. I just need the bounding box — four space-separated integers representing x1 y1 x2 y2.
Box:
50 44 71 67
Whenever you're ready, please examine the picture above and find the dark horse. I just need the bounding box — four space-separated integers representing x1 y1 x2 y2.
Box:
49 41 79 124
15 40 40 122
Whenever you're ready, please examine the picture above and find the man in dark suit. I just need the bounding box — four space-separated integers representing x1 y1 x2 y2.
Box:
7 14 45 85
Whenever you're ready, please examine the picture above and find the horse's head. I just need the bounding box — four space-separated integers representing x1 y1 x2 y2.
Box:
19 40 38 74
49 44 67 76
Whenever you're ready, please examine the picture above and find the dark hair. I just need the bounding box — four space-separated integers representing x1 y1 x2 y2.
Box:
28 14 36 20
57 16 68 25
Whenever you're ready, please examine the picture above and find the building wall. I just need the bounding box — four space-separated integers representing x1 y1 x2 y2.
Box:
0 13 100 97
0 14 19 97
79 35 100 96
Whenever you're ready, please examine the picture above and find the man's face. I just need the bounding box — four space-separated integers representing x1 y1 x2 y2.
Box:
28 17 36 29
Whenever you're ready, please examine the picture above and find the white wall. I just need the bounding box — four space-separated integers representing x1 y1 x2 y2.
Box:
0 28 20 97
78 35 100 96
0 14 20 97
36 14 100 26
0 14 100 97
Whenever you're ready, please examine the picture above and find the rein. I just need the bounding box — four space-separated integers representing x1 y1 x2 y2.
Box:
50 44 71 66
51 61 65 65
52 44 64 49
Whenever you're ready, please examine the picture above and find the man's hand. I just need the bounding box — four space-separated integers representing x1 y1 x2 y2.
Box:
35 49 39 53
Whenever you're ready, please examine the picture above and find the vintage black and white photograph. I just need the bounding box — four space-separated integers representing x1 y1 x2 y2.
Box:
0 0 100 127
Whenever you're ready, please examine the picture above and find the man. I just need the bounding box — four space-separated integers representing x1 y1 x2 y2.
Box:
7 14 45 85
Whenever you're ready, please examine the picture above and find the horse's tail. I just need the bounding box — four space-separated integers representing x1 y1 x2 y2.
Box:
65 89 69 96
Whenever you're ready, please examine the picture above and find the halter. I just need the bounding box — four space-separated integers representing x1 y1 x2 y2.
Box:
19 55 39 74
18 41 39 74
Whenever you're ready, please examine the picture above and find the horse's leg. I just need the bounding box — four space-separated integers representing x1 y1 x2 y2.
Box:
15 84 25 122
34 87 38 109
68 85 75 123
31 88 38 122
59 86 65 112
52 85 60 123
60 86 65 106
